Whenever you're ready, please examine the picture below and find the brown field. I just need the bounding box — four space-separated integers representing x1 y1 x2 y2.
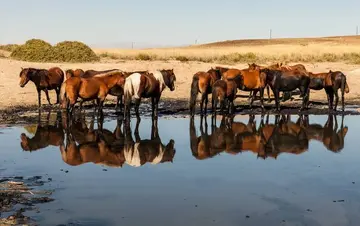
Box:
1 35 360 111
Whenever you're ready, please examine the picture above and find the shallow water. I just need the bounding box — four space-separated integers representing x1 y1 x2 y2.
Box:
1 112 360 226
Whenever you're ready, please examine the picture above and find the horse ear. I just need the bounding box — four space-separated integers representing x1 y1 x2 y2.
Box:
21 67 23 70
329 70 332 73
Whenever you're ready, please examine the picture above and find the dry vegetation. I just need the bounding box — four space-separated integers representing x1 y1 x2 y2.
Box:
95 35 360 64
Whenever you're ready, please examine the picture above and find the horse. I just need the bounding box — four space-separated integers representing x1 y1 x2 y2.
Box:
19 67 64 107
20 111 64 152
122 117 176 167
124 69 176 119
301 114 348 153
222 68 266 109
211 77 239 115
189 68 222 116
260 68 310 111
60 71 126 116
65 69 85 80
308 70 349 111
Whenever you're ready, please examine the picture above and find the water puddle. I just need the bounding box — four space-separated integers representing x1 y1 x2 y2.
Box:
1 112 360 226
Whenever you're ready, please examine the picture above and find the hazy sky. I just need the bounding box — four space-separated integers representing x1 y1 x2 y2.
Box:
1 0 360 48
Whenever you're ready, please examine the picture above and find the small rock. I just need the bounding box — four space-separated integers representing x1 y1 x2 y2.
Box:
246 215 250 219
102 169 108 172
352 182 355 184
48 178 52 181
60 169 64 171
195 205 198 207
65 170 69 173
306 209 312 212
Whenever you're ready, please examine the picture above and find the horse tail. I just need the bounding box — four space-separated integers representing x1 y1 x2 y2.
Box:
344 79 350 93
189 75 199 116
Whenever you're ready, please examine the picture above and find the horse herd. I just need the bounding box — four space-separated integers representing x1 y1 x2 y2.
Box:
19 67 176 119
190 63 350 116
19 111 348 165
19 62 349 119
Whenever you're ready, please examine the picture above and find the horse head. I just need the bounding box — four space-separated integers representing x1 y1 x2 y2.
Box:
19 68 32 87
162 69 176 91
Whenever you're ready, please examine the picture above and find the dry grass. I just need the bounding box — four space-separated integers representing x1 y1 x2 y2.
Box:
95 36 360 64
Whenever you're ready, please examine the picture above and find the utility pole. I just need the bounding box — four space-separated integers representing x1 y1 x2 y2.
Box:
269 29 272 39
132 42 134 49
357 26 359 36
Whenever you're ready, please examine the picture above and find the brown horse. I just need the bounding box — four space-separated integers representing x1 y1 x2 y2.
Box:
260 68 310 111
302 115 348 153
189 68 222 116
20 111 64 152
211 77 239 115
60 72 126 115
222 68 266 109
124 69 176 119
308 70 349 111
65 69 85 80
19 67 64 107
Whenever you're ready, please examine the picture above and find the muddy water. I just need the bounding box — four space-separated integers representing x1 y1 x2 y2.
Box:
1 112 360 226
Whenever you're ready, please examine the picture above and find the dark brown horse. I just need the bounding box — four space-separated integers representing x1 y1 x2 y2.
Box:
308 70 349 111
260 68 310 111
211 77 239 115
124 69 176 119
20 111 64 152
19 67 64 107
189 68 222 116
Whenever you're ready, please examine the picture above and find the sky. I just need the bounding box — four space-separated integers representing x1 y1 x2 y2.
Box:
1 0 360 48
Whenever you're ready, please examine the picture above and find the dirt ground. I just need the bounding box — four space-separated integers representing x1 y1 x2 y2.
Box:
1 58 360 111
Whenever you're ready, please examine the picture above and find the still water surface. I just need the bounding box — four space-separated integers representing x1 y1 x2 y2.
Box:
1 113 360 226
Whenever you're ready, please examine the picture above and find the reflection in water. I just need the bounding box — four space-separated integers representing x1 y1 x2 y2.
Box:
20 111 65 152
20 112 176 168
190 114 348 160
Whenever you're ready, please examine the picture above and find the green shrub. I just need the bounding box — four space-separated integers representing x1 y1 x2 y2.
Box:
175 55 189 62
10 39 53 62
0 44 20 52
10 39 99 63
135 53 152 61
52 41 99 62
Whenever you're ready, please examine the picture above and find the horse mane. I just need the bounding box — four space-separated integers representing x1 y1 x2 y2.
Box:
93 69 124 77
152 70 166 90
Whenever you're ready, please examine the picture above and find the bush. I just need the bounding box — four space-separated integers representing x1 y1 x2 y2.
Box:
135 53 152 61
52 41 99 62
11 39 53 62
0 44 20 52
10 39 99 63
174 55 189 62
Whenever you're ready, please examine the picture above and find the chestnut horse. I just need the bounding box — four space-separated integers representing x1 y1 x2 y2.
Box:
308 70 349 111
65 69 85 80
211 77 239 115
19 67 64 107
60 72 125 115
260 68 310 111
124 69 176 119
222 68 266 109
189 68 222 116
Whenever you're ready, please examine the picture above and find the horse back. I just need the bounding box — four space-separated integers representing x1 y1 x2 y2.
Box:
47 67 64 87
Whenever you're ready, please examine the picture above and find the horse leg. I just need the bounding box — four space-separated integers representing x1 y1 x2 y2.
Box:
260 88 265 111
134 98 141 118
200 93 206 116
274 89 280 111
56 87 60 104
248 91 253 100
325 88 333 111
250 91 256 108
44 89 52 106
154 96 160 119
37 89 42 108
334 89 339 111
341 83 345 111
267 85 271 103
204 94 209 115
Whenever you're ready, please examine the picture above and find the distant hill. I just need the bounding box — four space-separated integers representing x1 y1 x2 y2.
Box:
192 35 360 48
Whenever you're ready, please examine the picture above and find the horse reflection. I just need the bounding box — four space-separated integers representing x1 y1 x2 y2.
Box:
61 115 175 168
189 113 349 160
123 119 175 167
302 114 348 153
20 111 64 152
